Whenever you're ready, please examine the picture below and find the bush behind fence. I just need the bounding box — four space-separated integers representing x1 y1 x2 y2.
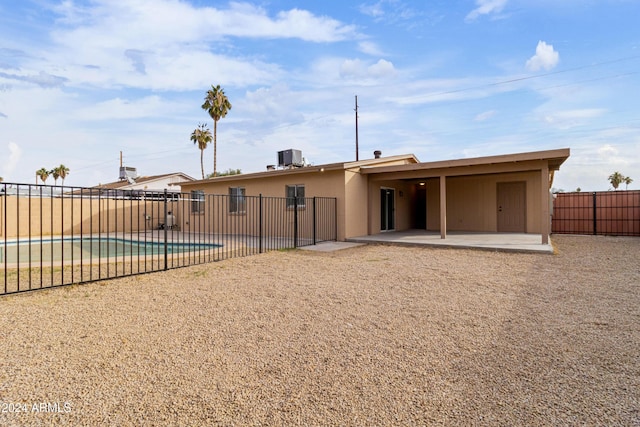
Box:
1 182 337 296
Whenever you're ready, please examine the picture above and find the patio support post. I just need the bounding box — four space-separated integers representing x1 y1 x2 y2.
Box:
541 165 550 244
440 175 447 239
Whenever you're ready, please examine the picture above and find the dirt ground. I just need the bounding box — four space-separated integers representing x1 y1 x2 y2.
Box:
0 235 639 426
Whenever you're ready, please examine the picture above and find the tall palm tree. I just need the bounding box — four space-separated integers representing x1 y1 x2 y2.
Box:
608 171 625 190
623 176 633 190
190 123 213 179
56 164 70 185
36 167 50 184
51 168 60 185
201 84 232 177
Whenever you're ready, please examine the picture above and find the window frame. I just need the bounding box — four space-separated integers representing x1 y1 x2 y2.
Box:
285 184 305 209
228 187 246 214
191 190 205 214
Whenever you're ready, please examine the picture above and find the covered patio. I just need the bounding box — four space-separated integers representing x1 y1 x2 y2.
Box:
360 148 571 246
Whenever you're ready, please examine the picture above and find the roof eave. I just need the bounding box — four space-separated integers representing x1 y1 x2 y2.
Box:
360 148 570 175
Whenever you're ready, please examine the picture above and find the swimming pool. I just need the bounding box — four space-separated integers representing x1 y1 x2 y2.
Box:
0 237 222 264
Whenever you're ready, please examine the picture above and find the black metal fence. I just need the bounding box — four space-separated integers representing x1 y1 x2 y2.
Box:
552 190 640 236
1 182 337 296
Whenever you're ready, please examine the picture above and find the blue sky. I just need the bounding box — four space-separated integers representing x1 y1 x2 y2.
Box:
1 0 639 191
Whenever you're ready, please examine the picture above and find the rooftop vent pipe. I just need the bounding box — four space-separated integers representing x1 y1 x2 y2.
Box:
374 150 382 159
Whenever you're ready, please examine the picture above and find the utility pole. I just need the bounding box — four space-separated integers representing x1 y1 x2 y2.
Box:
355 95 359 161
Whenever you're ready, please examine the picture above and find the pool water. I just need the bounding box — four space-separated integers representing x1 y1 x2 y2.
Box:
0 238 221 263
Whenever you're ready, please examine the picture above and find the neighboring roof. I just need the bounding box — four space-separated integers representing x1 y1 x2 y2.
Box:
95 172 195 190
360 148 570 176
179 154 420 187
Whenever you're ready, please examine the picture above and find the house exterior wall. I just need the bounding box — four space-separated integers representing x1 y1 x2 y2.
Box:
344 169 369 238
425 171 542 233
179 169 347 239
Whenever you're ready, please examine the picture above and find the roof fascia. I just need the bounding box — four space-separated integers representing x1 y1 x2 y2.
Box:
361 148 570 176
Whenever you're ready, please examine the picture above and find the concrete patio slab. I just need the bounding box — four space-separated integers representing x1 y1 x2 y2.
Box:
347 230 554 254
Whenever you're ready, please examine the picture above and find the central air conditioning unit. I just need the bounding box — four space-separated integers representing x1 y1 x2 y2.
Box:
119 166 138 181
277 149 303 168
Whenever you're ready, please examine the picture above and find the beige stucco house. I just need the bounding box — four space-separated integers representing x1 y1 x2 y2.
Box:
179 148 570 245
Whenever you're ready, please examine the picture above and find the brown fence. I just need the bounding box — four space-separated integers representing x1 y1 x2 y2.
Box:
552 190 640 236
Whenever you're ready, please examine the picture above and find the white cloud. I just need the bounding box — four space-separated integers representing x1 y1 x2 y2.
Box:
598 144 618 156
339 58 397 80
465 0 509 22
526 41 559 71
36 1 357 91
387 77 496 106
271 8 357 42
1 142 22 180
51 1 357 46
358 41 384 56
474 110 496 122
73 96 168 121
359 1 386 18
339 59 366 78
542 108 606 129
368 59 397 78
0 70 67 88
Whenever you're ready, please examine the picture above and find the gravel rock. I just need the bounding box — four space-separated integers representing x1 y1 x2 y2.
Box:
1 235 639 426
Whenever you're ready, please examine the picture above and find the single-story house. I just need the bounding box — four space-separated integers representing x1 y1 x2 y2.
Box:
178 148 570 245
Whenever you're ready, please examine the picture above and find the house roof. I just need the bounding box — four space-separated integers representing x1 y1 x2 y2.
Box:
178 154 420 187
95 172 195 190
179 149 570 188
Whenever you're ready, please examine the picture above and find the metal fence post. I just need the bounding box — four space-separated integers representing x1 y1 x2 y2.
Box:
164 189 168 270
313 197 317 245
334 197 338 241
259 194 263 254
294 196 298 248
3 183 6 294
593 191 597 236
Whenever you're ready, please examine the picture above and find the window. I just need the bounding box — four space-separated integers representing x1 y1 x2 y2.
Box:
229 187 246 213
286 184 305 208
191 190 204 213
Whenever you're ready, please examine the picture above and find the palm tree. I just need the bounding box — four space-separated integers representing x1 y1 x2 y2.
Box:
608 172 625 190
36 168 50 184
201 84 232 177
623 176 633 190
190 123 213 179
51 168 60 185
56 164 70 185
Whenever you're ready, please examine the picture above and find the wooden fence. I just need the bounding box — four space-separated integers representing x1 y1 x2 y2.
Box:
552 190 640 236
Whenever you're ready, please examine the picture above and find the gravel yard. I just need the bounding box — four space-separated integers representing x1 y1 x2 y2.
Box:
1 235 639 426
